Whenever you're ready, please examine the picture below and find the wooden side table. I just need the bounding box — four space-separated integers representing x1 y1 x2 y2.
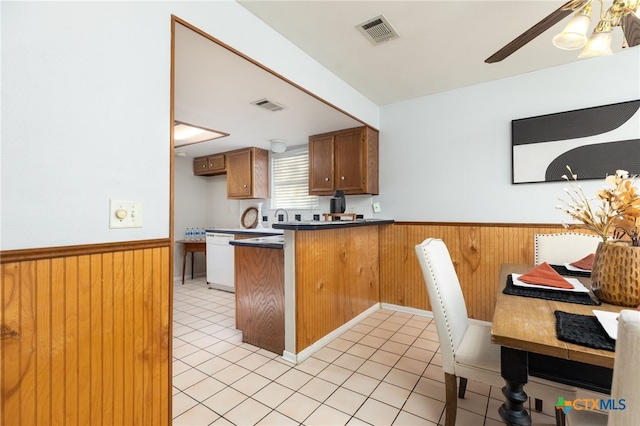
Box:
176 240 206 284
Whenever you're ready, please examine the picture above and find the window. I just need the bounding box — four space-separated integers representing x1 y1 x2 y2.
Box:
271 148 318 209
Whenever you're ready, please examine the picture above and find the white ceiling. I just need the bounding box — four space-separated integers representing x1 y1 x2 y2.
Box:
174 1 631 158
174 23 362 158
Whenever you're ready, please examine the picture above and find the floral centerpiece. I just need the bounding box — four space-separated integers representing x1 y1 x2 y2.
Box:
558 166 640 308
556 166 640 306
557 166 640 246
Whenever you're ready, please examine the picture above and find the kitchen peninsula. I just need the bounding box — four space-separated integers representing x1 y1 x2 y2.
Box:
231 219 393 363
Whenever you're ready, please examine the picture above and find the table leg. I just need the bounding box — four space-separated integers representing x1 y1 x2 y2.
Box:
499 347 531 426
182 250 187 285
190 252 195 280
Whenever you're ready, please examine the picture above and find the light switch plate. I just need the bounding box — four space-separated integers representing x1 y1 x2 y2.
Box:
372 202 381 213
110 200 143 228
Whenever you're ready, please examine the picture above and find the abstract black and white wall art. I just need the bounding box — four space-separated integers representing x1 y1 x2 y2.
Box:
512 100 640 184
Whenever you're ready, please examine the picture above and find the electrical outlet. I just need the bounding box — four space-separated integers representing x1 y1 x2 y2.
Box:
372 202 381 213
110 200 143 228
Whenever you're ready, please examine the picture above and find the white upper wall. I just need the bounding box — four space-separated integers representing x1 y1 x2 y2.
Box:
378 48 640 223
1 1 378 250
3 1 638 250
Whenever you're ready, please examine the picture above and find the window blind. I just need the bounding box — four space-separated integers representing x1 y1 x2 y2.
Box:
271 149 318 209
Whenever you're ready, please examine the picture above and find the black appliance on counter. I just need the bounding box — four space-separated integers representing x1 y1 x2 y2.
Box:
329 190 346 217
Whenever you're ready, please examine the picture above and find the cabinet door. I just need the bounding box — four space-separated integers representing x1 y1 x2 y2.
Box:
308 134 334 195
193 157 209 175
334 128 365 193
208 154 225 173
227 149 253 198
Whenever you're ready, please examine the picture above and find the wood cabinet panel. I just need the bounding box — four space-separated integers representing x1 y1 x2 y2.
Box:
227 149 252 198
334 128 365 192
0 243 171 426
194 157 209 175
308 126 379 196
207 154 225 173
235 246 284 354
227 147 269 199
193 153 225 176
194 147 268 198
308 134 334 193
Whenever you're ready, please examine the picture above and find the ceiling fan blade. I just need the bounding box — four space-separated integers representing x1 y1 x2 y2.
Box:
485 0 586 63
621 13 640 47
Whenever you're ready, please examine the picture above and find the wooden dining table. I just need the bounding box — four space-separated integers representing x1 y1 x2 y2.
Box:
491 264 625 425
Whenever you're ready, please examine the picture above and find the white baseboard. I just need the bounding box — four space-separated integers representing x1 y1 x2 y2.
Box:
287 303 381 364
281 351 297 364
381 303 434 318
381 302 489 326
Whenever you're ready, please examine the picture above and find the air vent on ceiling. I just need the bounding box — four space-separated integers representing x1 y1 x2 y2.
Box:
357 14 399 45
251 98 286 112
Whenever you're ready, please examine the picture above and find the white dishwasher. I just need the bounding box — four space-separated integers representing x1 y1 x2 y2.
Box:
206 232 235 292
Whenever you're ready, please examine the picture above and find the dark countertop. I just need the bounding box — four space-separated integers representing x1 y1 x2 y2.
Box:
205 228 283 236
229 235 284 249
271 218 394 230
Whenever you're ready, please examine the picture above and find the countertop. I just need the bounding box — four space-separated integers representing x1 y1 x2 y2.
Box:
229 235 284 249
205 228 283 236
271 218 394 230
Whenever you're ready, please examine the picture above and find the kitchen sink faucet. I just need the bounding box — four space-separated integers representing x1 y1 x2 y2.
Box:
273 208 289 222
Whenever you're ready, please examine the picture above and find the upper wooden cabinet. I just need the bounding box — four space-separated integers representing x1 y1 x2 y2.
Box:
226 147 269 199
309 126 379 195
193 153 225 176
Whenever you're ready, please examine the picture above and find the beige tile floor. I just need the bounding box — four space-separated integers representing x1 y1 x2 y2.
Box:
172 277 559 425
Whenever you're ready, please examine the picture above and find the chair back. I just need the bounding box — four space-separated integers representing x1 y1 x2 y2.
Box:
534 233 601 265
415 238 468 375
608 309 640 426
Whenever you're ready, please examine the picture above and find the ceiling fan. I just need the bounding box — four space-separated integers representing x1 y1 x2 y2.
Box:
485 0 640 63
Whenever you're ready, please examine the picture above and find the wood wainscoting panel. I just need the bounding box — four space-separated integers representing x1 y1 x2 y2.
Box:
294 226 380 352
380 223 594 322
0 243 171 426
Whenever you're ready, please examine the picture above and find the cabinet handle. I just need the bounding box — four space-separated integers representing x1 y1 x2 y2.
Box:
341 176 345 180
243 184 247 188
324 177 329 181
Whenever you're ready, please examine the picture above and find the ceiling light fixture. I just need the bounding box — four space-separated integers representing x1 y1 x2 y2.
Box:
174 121 229 147
553 0 639 57
553 4 593 49
579 19 615 57
270 139 287 153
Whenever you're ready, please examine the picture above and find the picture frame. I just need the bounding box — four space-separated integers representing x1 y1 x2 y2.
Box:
511 100 640 184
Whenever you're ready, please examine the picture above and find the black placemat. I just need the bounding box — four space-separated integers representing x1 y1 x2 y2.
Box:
550 264 591 278
503 275 600 306
554 310 615 352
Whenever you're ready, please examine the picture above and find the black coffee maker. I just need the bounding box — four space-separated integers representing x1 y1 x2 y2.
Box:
329 190 346 218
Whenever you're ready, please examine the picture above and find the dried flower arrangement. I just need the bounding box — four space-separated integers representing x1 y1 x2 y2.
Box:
557 166 640 247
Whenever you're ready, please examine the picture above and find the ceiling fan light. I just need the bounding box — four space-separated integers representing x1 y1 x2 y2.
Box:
578 21 613 58
553 5 592 50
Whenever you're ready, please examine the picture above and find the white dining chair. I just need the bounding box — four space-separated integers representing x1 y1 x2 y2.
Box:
534 232 602 265
415 238 576 426
566 309 640 426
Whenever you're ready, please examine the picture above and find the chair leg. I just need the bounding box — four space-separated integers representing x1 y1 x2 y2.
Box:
555 406 566 426
444 373 458 426
458 377 468 398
